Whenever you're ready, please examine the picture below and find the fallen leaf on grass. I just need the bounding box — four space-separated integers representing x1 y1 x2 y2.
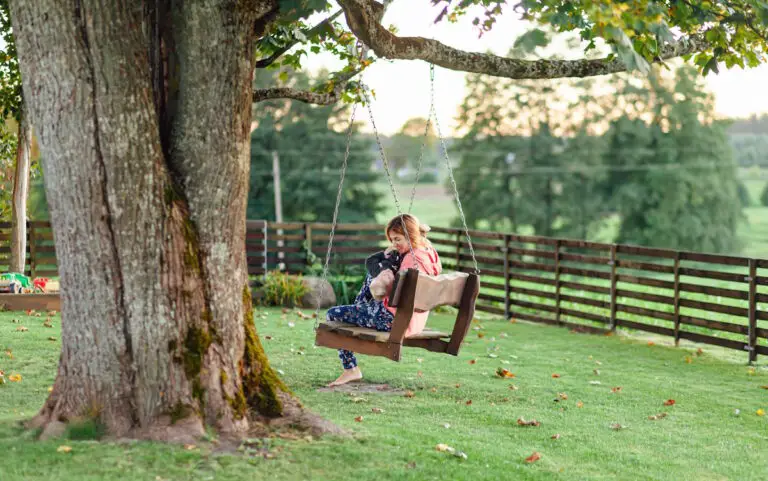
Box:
183 444 197 450
354 416 364 422
477 332 485 339
11 318 20 323
524 452 541 463
435 444 468 460
648 412 668 421
15 326 28 332
594 360 602 366
647 341 655 346
610 423 626 430
465 400 472 405
593 369 600 376
48 337 57 342
757 409 766 417
509 384 519 391
576 401 584 408
264 336 273 340
611 386 623 393
517 417 540 427
48 310 58 317
663 399 676 406
557 392 568 400
761 385 768 390
8 374 22 382
455 384 461 388
589 381 602 385
551 433 561 440
4 349 12 359
551 373 561 378
684 356 693 364
371 408 384 414
696 348 704 356
430 387 437 393
43 319 53 328
468 359 477 365
404 391 415 398
57 445 72 453
351 397 367 403
496 368 515 378
406 461 417 469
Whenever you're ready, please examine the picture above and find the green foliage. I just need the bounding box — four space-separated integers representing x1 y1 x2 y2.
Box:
737 181 753 207
729 133 768 167
248 69 382 223
256 271 308 307
0 0 21 121
760 182 768 206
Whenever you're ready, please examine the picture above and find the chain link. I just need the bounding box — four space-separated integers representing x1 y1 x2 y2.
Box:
407 65 436 213
429 66 480 274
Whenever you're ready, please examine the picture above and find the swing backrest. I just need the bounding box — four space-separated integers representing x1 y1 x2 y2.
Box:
390 270 470 311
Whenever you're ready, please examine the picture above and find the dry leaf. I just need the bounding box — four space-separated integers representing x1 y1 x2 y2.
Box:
351 397 367 403
404 391 415 398
264 336 273 340
48 310 58 316
685 356 693 364
57 445 72 453
496 368 515 378
757 409 766 417
576 401 584 408
611 386 623 393
417 371 423 378
509 384 519 390
760 385 768 390
594 360 602 365
558 392 568 400
8 373 22 382
477 332 485 338
647 341 655 346
4 349 12 359
663 399 676 406
443 423 451 429
417 358 423 363
610 423 625 430
183 444 196 450
371 408 384 414
15 326 28 332
469 359 477 365
551 373 561 378
696 348 703 356
48 337 57 341
430 387 437 393
551 433 561 440
648 412 668 421
465 400 472 405
524 452 541 463
436 443 452 452
43 320 53 328
517 417 540 427
509 318 517 323
593 369 600 376
354 416 364 422
455 383 461 388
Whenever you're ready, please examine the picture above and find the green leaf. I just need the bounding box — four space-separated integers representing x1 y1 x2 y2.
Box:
512 28 551 54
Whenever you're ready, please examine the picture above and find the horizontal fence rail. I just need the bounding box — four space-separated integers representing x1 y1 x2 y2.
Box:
12 220 768 363
255 221 768 363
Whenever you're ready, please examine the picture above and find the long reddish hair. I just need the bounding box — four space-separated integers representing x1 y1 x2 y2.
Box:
386 214 431 249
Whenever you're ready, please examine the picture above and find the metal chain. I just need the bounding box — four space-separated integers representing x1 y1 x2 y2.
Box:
407 65 435 213
313 102 359 329
361 84 419 271
430 67 480 274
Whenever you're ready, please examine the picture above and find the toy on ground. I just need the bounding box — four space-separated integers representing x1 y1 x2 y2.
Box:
0 272 32 294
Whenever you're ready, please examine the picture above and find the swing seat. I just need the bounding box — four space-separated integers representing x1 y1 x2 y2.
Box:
315 269 480 361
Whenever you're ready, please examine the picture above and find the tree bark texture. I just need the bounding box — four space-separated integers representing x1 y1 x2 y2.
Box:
8 0 302 442
10 102 31 273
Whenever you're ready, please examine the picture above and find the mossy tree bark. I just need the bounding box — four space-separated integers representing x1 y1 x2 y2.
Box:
7 0 314 442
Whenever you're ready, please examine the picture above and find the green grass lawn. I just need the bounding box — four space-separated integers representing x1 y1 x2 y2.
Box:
1 307 767 481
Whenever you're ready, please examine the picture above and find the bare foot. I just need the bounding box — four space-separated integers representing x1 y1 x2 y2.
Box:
328 367 363 387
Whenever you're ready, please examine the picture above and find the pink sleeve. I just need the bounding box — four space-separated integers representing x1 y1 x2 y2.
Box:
399 252 419 272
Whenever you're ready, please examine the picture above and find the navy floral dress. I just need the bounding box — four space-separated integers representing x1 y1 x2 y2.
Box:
326 274 394 369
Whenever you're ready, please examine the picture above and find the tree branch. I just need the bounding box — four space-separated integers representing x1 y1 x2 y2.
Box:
253 68 360 105
338 0 711 79
255 9 344 69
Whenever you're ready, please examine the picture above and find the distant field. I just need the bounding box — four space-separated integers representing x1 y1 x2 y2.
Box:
375 179 768 260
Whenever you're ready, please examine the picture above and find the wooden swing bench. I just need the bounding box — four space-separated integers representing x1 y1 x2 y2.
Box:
315 269 480 361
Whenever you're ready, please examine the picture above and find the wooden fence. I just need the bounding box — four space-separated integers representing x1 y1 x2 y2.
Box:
12 220 768 362
252 221 768 363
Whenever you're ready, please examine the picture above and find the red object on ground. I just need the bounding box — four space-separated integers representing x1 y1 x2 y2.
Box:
33 278 49 291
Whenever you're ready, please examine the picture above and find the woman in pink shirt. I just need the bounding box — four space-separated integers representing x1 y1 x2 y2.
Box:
326 214 442 387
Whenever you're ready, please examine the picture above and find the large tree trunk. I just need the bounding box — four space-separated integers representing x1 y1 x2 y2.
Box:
10 102 31 273
9 0 328 442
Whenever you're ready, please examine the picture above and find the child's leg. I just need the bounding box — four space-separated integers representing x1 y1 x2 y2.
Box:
354 274 374 304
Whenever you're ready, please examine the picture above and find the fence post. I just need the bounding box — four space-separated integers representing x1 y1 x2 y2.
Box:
748 259 758 364
673 252 681 346
304 223 313 268
262 221 268 277
28 222 36 279
554 240 562 326
503 234 510 320
609 244 617 331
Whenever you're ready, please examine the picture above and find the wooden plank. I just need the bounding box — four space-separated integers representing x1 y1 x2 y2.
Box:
615 244 678 259
482 280 506 292
678 267 747 283
33 270 59 277
246 220 267 229
677 331 746 351
457 240 505 254
560 252 610 265
749 259 758 363
559 239 611 250
615 289 674 306
560 280 611 295
508 298 557 313
478 293 506 303
447 273 480 355
315 329 400 361
756 276 768 286
678 315 747 334
0 293 60 311
559 307 610 324
511 272 557 287
616 303 674 322
509 259 556 273
560 294 611 310
457 253 504 266
616 274 675 290
559 266 612 280
679 298 748 317
267 222 305 230
508 285 556 300
388 270 419 345
679 282 748 300
509 246 555 259
678 251 748 267
615 259 674 274
619 319 676 337
413 271 470 311
314 234 383 242
507 309 556 325
508 234 558 245
310 222 383 231
475 304 505 315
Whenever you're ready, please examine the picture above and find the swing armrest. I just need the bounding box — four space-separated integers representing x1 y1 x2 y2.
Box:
387 269 418 344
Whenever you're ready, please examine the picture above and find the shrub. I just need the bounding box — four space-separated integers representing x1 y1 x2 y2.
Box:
256 271 308 307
